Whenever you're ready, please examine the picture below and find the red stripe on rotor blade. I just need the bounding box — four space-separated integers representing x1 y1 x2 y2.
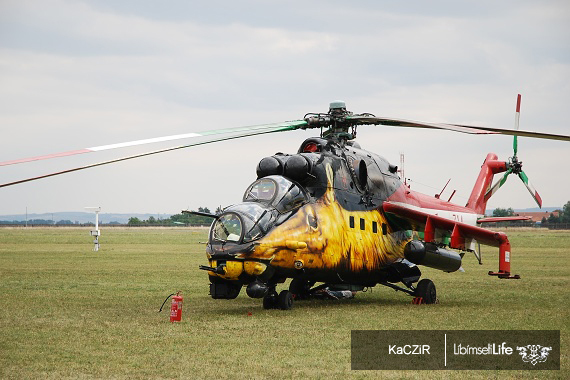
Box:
0 149 92 166
0 126 292 188
535 192 543 208
516 94 521 113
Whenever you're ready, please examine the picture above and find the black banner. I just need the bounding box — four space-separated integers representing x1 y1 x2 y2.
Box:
351 330 560 370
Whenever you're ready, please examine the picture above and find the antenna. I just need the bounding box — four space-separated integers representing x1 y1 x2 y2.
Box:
397 153 406 185
85 207 101 251
436 178 451 199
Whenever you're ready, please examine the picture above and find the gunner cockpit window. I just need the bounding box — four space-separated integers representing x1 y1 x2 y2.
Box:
212 213 242 242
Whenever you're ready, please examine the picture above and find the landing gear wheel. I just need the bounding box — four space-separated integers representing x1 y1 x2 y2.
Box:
263 291 278 309
278 290 294 310
414 279 437 304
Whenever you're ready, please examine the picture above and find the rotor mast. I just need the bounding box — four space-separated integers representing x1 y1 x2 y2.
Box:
304 100 358 141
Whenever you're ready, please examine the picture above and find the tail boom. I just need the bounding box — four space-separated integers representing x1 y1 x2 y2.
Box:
465 153 508 214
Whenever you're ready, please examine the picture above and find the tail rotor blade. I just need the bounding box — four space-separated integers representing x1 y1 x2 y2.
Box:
518 170 543 208
484 168 512 202
513 94 521 157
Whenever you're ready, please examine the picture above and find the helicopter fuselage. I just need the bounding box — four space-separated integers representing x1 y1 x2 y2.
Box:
202 136 486 302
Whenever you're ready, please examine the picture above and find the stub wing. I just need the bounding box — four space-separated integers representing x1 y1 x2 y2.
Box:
383 202 518 278
382 202 506 248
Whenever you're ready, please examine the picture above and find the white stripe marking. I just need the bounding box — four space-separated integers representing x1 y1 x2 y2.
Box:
88 132 202 151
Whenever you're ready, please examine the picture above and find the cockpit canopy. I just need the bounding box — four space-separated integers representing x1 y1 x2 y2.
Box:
243 176 307 214
212 203 272 243
211 176 309 244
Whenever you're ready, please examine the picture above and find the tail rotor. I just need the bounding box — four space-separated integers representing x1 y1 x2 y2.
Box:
484 94 543 207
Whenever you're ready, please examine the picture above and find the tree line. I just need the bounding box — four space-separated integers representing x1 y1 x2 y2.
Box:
0 219 84 225
127 207 221 226
493 200 570 224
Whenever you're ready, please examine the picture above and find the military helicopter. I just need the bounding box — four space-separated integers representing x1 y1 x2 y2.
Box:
2 96 569 310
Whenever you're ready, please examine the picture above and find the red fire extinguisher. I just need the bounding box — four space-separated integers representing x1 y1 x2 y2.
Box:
170 292 183 322
159 291 183 322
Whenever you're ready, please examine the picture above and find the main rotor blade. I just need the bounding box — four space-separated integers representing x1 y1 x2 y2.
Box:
347 115 570 142
450 123 569 141
0 120 307 167
0 124 300 188
347 115 496 135
484 168 512 202
518 170 543 208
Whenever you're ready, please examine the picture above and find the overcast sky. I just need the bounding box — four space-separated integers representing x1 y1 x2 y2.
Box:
1 0 568 216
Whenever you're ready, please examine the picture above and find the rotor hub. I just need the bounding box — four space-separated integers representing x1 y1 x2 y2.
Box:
304 100 358 141
508 156 523 174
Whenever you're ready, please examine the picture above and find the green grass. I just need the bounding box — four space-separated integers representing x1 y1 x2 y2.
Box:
0 227 568 379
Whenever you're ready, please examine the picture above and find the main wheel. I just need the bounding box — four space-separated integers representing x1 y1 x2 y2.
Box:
263 292 278 309
414 279 437 304
278 290 294 310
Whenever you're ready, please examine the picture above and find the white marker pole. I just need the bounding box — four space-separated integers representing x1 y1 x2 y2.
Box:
85 207 101 251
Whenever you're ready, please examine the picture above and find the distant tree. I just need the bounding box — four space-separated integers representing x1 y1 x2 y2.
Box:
548 212 560 223
541 216 547 224
168 209 214 226
147 216 157 224
215 206 223 215
29 219 53 225
128 217 142 225
548 213 560 224
561 201 570 223
492 207 515 217
56 220 73 225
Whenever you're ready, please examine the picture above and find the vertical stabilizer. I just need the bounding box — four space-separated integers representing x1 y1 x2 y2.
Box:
465 153 507 215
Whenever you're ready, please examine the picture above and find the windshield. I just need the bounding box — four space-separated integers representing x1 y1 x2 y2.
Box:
211 203 277 244
212 213 242 242
243 176 308 214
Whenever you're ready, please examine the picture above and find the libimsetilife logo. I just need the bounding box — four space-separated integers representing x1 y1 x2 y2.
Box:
516 344 552 366
351 330 560 370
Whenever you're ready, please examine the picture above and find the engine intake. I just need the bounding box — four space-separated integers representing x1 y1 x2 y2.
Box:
256 154 314 182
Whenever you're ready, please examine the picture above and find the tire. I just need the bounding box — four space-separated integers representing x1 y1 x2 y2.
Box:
414 279 437 304
263 292 278 309
278 290 294 310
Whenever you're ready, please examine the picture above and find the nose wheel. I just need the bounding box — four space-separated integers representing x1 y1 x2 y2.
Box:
263 288 294 310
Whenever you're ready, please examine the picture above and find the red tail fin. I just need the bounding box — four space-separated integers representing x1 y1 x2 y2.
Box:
465 153 508 214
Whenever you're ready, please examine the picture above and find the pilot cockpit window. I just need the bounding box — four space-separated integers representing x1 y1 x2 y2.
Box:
244 179 277 203
243 176 308 214
273 184 306 213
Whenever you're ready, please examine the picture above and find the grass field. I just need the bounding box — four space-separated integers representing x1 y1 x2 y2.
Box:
0 227 568 379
